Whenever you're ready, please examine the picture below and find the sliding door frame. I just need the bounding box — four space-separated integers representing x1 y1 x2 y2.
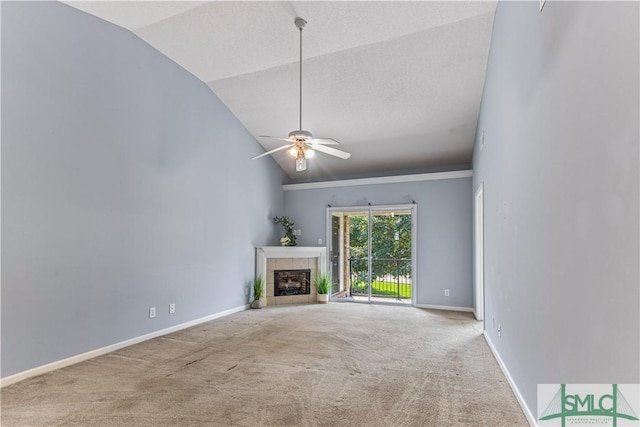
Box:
326 204 418 305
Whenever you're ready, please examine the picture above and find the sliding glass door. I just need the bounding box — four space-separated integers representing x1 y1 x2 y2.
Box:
329 205 415 305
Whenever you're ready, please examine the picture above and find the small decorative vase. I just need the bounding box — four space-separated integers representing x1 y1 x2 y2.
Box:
250 299 263 309
317 294 329 304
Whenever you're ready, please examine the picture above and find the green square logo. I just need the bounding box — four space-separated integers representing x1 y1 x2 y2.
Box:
538 384 640 427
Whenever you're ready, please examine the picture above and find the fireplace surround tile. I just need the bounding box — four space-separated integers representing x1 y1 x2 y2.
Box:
275 258 293 269
276 295 294 305
292 258 309 269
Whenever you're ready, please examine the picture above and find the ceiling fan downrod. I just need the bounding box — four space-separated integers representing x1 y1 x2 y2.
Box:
295 17 306 133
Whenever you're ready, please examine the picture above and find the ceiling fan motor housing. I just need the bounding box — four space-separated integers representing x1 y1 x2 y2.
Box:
288 130 313 141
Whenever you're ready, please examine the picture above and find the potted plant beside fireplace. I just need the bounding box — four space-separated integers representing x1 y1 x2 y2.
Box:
315 273 331 304
250 276 264 309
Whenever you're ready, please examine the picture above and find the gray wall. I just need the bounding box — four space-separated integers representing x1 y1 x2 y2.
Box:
473 0 639 418
283 177 473 307
1 2 285 377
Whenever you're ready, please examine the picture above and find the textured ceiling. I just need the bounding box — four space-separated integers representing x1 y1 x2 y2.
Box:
64 1 496 181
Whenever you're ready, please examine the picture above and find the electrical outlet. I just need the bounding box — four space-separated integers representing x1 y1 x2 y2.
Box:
480 131 485 150
169 303 175 314
498 324 502 338
492 317 495 328
149 307 156 318
444 289 450 297
244 287 249 295
318 238 322 245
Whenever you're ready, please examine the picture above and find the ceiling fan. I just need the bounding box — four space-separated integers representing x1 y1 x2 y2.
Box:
251 17 351 172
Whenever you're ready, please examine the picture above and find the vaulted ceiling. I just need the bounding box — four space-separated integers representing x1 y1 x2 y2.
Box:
64 1 496 181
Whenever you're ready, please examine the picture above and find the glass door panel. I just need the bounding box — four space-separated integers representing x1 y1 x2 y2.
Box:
370 209 413 303
347 213 370 301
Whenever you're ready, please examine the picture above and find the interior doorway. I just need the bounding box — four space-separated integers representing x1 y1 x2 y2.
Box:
327 205 416 306
474 183 485 322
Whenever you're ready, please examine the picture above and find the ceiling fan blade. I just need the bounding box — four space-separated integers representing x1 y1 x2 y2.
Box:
251 144 294 160
311 144 351 160
259 136 292 142
309 138 339 145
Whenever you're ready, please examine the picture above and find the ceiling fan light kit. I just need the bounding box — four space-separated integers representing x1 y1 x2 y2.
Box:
287 146 299 158
251 17 351 171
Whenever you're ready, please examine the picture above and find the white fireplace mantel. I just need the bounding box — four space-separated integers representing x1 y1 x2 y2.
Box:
256 246 328 305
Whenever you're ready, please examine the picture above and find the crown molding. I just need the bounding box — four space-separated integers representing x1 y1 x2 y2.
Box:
282 170 473 191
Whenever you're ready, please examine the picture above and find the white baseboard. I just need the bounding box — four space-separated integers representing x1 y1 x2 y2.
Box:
1 304 250 388
483 331 537 427
415 303 474 312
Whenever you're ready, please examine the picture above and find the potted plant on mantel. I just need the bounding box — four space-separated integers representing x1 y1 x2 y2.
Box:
273 216 297 247
315 272 331 304
250 276 264 309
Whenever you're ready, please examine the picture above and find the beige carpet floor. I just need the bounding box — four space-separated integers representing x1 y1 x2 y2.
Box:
1 303 528 426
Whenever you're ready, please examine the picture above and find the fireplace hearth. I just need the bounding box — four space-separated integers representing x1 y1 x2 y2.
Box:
274 269 311 296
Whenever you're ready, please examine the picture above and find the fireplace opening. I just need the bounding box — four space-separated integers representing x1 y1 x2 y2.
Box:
274 269 311 296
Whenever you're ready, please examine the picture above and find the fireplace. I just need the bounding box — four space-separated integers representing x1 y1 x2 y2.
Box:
256 246 327 306
274 269 311 296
